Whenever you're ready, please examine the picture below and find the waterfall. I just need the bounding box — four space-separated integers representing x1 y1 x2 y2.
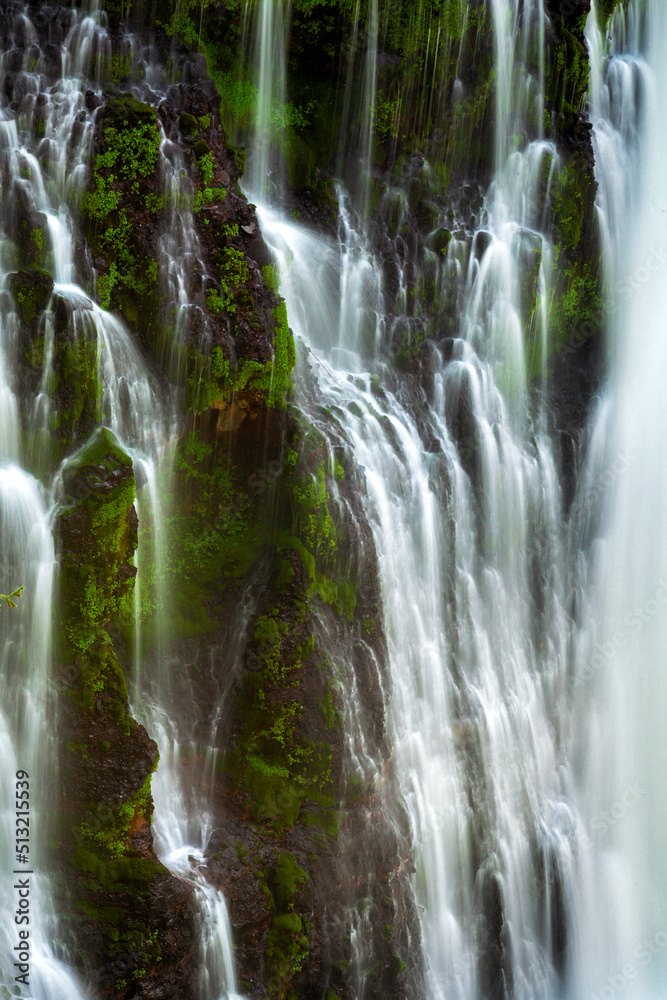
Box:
0 2 241 996
573 1 667 997
3 0 667 996
242 2 604 998
0 5 105 993
0 470 87 999
257 203 575 1000
244 0 293 202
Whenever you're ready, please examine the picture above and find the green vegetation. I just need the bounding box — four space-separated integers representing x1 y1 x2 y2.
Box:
83 95 161 322
194 185 227 210
9 267 53 325
263 852 311 994
188 302 295 412
54 424 168 994
58 427 136 667
79 775 153 859
0 586 24 609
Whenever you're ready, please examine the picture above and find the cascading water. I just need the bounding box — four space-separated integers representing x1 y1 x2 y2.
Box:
3 0 667 996
240 0 645 998
0 7 110 996
570 1 667 998
0 3 241 996
0 471 87 999
244 0 293 202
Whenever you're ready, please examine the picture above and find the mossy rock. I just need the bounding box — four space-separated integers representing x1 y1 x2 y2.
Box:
229 143 246 179
17 213 48 268
59 426 137 659
9 267 53 326
428 227 452 257
551 161 587 250
414 199 440 231
104 93 157 130
194 138 211 159
514 228 543 324
599 0 623 26
63 426 132 481
178 112 199 137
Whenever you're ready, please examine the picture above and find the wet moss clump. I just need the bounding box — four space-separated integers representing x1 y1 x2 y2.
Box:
83 94 161 330
58 427 137 665
9 267 53 326
54 424 192 995
188 301 296 414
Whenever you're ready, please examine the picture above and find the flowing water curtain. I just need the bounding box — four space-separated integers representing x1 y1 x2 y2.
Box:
0 1 244 995
236 0 294 201
572 1 667 997
0 5 115 995
247 7 580 1000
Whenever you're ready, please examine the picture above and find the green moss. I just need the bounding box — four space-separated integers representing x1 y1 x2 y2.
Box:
266 911 309 992
197 150 215 184
149 427 281 642
599 0 624 27
82 96 161 326
320 687 342 731
104 52 134 83
79 774 153 858
59 428 136 664
262 263 280 292
178 111 199 136
551 162 586 249
64 426 132 473
9 267 53 326
546 12 591 136
229 439 358 836
541 247 602 378
272 852 308 911
71 844 162 894
50 325 104 455
263 852 311 994
194 185 227 210
188 300 295 413
233 602 334 831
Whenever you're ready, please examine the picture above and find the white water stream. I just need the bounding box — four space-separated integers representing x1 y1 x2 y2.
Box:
0 3 239 996
242 1 667 999
1 0 666 997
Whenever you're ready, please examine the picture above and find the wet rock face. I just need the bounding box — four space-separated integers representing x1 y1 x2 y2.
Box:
54 427 197 998
148 391 421 1000
156 78 279 371
8 267 53 325
0 4 609 1000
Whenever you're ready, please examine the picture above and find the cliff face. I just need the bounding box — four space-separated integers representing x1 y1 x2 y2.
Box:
4 3 413 996
200 0 604 470
4 0 607 997
54 427 197 997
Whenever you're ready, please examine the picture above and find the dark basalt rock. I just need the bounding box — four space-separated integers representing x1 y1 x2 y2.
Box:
9 266 53 325
2 3 610 998
54 426 198 998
